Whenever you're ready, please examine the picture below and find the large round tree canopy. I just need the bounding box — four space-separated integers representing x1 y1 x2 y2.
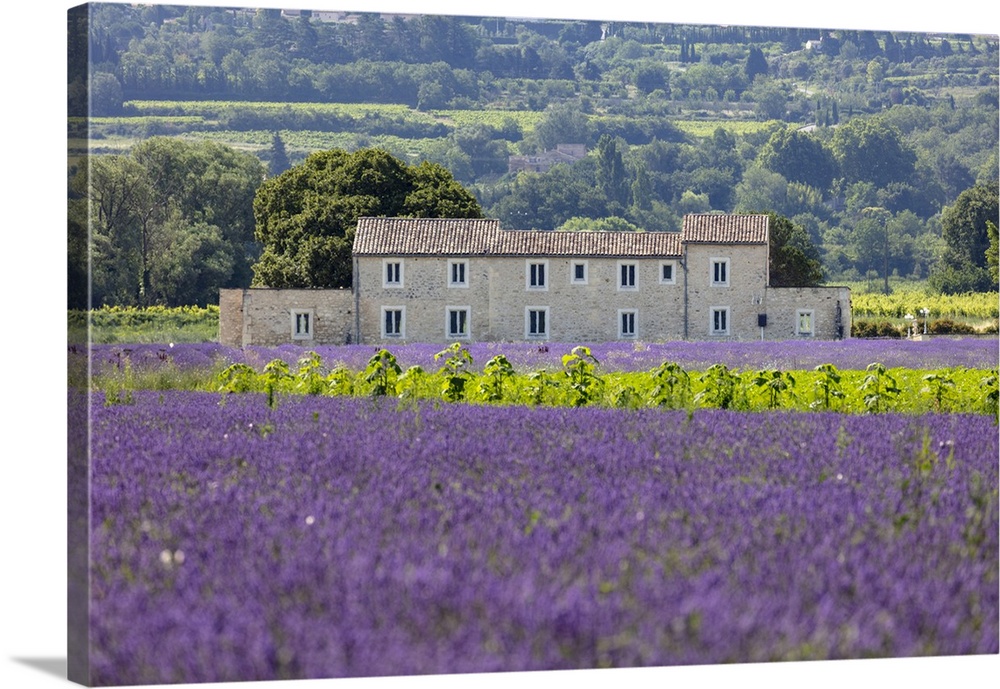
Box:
251 148 483 288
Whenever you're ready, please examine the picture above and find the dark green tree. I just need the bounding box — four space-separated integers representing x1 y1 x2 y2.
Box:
988 221 999 286
744 46 769 82
595 134 630 212
758 128 838 193
78 138 264 307
525 102 594 152
930 181 999 293
755 211 824 287
830 116 917 189
251 148 482 289
268 131 291 177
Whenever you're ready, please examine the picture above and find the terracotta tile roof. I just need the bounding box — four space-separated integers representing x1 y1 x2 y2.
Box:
681 213 769 244
352 217 501 255
353 217 683 257
493 229 681 257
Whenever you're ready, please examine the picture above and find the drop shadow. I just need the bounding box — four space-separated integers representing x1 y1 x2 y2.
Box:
11 657 67 679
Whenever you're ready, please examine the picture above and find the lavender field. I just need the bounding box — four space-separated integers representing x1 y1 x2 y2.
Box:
83 337 999 378
86 391 998 685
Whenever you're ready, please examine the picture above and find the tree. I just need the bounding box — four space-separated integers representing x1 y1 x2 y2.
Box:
745 77 788 121
733 165 788 214
525 102 594 152
251 148 482 289
79 138 265 307
595 134 630 212
130 138 264 291
80 155 158 306
757 128 837 193
634 61 670 94
756 212 824 287
988 221 999 286
857 207 893 294
268 131 290 177
830 116 917 189
930 181 999 293
744 46 769 82
556 216 640 232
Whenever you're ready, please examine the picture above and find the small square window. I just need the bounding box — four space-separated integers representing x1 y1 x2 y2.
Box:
711 258 729 286
447 307 470 339
571 261 588 284
796 310 814 336
382 307 405 338
383 260 403 288
618 261 637 290
291 309 314 340
660 261 676 285
448 260 468 287
711 307 729 336
619 309 637 338
526 307 549 339
526 261 548 290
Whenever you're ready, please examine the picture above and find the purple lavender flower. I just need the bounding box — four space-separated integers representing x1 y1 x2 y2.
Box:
81 338 998 379
87 393 998 684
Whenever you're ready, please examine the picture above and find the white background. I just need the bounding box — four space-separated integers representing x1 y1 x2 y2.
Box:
2 1 997 688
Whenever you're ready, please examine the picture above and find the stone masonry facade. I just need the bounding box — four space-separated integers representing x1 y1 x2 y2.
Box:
219 214 851 347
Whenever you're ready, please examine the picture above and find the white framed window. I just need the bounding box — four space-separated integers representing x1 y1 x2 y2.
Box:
571 260 588 285
525 307 549 339
448 259 469 288
796 309 815 336
526 260 548 290
618 261 638 290
659 260 677 285
711 257 729 287
382 306 405 338
710 307 730 336
618 309 637 338
383 260 403 288
291 309 314 340
447 306 471 339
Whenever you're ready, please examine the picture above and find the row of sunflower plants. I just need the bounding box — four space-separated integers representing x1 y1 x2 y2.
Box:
206 344 998 417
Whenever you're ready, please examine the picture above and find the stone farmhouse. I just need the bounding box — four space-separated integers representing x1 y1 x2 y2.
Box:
507 144 588 174
219 214 851 347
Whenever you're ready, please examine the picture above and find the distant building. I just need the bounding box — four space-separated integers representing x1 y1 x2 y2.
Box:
508 144 587 174
220 214 851 346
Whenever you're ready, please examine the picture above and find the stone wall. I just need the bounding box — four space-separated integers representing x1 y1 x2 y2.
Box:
761 286 852 340
355 255 493 343
225 253 851 346
355 254 690 343
219 288 354 347
218 288 245 347
683 243 769 340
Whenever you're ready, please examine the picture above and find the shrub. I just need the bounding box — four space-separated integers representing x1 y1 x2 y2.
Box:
928 318 977 335
851 320 903 338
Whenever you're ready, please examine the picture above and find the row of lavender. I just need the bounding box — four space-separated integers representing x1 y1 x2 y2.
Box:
86 392 998 684
80 337 999 377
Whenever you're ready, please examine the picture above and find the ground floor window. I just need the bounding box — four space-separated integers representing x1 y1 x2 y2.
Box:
447 307 470 339
711 307 729 336
796 309 814 336
526 307 549 339
291 309 314 340
382 307 405 338
619 309 637 338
